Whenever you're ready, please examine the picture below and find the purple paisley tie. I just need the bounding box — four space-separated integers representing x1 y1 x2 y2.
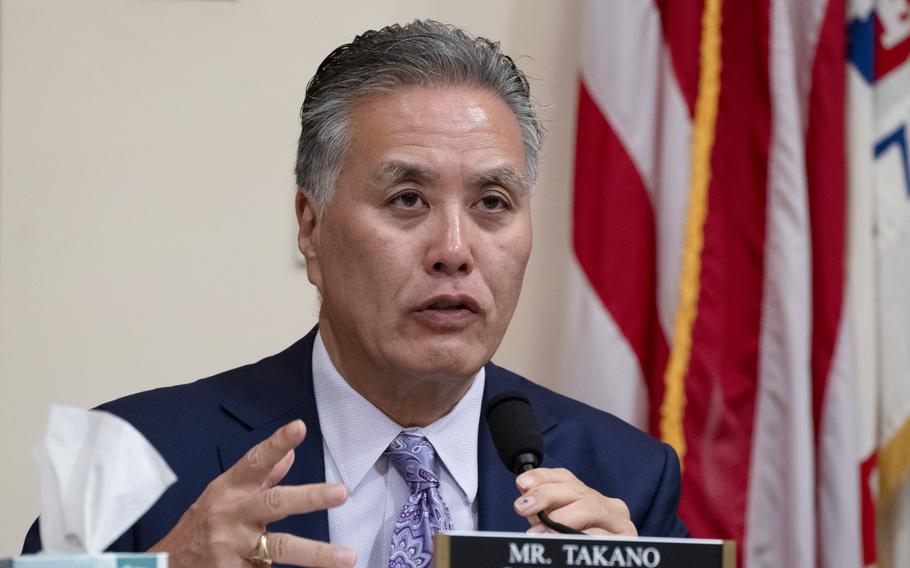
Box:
386 433 453 568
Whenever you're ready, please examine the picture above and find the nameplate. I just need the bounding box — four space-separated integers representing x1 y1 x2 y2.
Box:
434 531 735 568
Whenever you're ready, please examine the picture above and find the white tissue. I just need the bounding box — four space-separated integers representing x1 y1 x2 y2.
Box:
34 405 177 554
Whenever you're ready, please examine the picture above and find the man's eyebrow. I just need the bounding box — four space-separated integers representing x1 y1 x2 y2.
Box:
371 162 530 192
372 161 440 185
469 167 530 192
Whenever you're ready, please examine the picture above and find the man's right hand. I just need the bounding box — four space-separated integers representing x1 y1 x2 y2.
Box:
148 419 357 568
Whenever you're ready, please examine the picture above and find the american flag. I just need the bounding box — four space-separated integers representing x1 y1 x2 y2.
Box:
559 0 902 566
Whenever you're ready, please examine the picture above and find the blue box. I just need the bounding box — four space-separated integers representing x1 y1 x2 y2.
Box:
0 554 167 568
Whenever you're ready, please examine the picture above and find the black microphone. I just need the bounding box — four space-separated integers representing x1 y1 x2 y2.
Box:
485 391 583 535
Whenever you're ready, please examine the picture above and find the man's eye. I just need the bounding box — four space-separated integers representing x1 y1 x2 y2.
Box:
477 194 510 212
390 191 426 209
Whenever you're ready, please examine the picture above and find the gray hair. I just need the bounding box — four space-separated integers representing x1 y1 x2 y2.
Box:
295 19 543 212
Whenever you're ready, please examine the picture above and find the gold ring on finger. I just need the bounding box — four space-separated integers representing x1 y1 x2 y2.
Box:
249 532 272 566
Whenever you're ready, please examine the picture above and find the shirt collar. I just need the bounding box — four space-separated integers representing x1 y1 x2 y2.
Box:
311 331 483 502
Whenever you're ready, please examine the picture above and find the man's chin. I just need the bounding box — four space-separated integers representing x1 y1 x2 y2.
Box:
389 338 491 381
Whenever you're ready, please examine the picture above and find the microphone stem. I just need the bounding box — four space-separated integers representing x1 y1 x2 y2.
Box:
538 510 584 535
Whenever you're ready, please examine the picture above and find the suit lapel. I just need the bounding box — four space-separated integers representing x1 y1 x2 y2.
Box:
478 364 558 532
217 328 330 542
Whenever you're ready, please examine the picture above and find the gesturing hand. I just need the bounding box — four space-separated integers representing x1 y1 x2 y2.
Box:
513 468 638 536
149 420 357 568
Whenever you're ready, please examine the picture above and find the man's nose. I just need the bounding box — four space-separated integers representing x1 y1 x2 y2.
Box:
425 206 473 276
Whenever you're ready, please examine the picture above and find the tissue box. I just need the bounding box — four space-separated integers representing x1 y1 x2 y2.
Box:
0 554 166 568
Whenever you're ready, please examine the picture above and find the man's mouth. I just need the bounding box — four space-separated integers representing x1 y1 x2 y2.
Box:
418 295 481 314
427 301 469 311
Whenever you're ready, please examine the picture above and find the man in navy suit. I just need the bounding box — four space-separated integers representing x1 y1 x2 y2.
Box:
24 19 686 568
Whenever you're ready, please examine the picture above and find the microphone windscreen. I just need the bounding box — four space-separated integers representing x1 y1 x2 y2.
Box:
485 391 543 474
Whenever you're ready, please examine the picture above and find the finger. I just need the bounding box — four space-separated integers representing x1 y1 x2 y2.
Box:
248 483 348 524
267 532 357 568
514 480 587 518
264 449 296 488
516 467 576 492
229 420 307 487
543 498 637 536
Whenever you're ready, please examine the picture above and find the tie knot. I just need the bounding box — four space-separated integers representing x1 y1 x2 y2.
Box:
385 432 440 493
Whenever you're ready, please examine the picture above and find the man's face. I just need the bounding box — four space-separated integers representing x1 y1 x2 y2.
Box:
297 86 532 384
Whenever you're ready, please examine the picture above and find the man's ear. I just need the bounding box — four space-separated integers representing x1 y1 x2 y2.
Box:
296 188 322 289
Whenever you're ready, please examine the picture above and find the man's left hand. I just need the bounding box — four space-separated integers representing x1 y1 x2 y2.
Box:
514 468 638 536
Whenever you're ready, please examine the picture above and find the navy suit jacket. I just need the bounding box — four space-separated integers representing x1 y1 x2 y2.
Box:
23 328 687 559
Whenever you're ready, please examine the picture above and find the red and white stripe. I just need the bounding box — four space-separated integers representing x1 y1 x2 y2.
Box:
567 0 690 435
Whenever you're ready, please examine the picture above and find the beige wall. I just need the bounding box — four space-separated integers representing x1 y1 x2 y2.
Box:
0 0 581 555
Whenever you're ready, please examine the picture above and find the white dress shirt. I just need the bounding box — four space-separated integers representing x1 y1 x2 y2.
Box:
311 332 483 568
